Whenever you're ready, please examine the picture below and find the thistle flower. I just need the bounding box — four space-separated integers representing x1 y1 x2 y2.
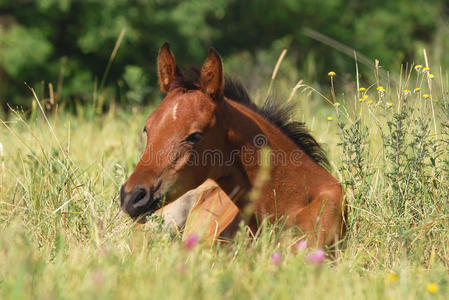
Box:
183 233 199 250
271 252 282 266
327 116 334 121
306 249 325 265
328 71 336 77
426 283 438 294
296 240 308 250
414 64 422 71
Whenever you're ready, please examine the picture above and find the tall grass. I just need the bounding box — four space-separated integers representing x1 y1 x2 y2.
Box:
1 56 449 299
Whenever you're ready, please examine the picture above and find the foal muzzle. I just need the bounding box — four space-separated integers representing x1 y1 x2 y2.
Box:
120 184 163 220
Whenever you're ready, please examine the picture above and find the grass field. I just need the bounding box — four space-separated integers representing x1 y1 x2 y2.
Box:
1 60 449 299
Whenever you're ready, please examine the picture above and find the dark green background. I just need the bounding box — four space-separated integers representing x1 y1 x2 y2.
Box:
0 0 447 112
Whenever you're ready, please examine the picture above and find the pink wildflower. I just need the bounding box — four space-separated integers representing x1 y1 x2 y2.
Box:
306 249 325 265
183 233 199 250
296 240 308 250
271 251 282 266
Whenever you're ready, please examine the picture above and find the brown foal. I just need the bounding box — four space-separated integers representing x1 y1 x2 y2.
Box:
120 43 344 247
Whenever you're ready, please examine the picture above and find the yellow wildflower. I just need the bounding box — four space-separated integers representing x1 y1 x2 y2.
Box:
414 64 422 71
428 73 435 79
327 116 334 121
414 87 421 93
328 71 336 77
359 98 364 102
359 87 366 92
384 272 399 285
363 94 368 99
422 67 430 72
367 100 373 104
334 102 341 107
426 283 438 294
423 94 430 100
404 89 411 95
386 102 393 108
377 86 386 93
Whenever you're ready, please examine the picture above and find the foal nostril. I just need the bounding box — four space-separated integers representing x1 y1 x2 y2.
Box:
130 187 150 208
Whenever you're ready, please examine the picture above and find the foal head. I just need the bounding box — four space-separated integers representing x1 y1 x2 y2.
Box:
120 43 228 220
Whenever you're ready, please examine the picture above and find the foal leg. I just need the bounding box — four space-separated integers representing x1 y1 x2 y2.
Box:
183 181 240 244
153 179 239 243
292 188 344 248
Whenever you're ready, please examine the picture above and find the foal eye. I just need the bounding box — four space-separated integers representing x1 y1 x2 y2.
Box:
185 132 203 144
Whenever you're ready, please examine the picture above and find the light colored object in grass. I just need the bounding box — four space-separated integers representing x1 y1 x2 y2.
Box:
153 179 240 243
152 185 206 230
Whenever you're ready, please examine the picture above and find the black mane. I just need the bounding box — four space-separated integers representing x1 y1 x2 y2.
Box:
173 71 329 168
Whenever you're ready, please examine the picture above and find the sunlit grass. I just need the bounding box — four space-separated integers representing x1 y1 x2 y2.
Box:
1 57 449 299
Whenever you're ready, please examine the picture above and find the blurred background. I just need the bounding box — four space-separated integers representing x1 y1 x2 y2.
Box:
0 0 448 114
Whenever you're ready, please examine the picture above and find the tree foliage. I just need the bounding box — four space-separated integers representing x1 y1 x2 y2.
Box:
0 0 447 111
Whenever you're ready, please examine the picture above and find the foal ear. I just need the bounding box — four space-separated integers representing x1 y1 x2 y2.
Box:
157 42 181 92
200 47 224 100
